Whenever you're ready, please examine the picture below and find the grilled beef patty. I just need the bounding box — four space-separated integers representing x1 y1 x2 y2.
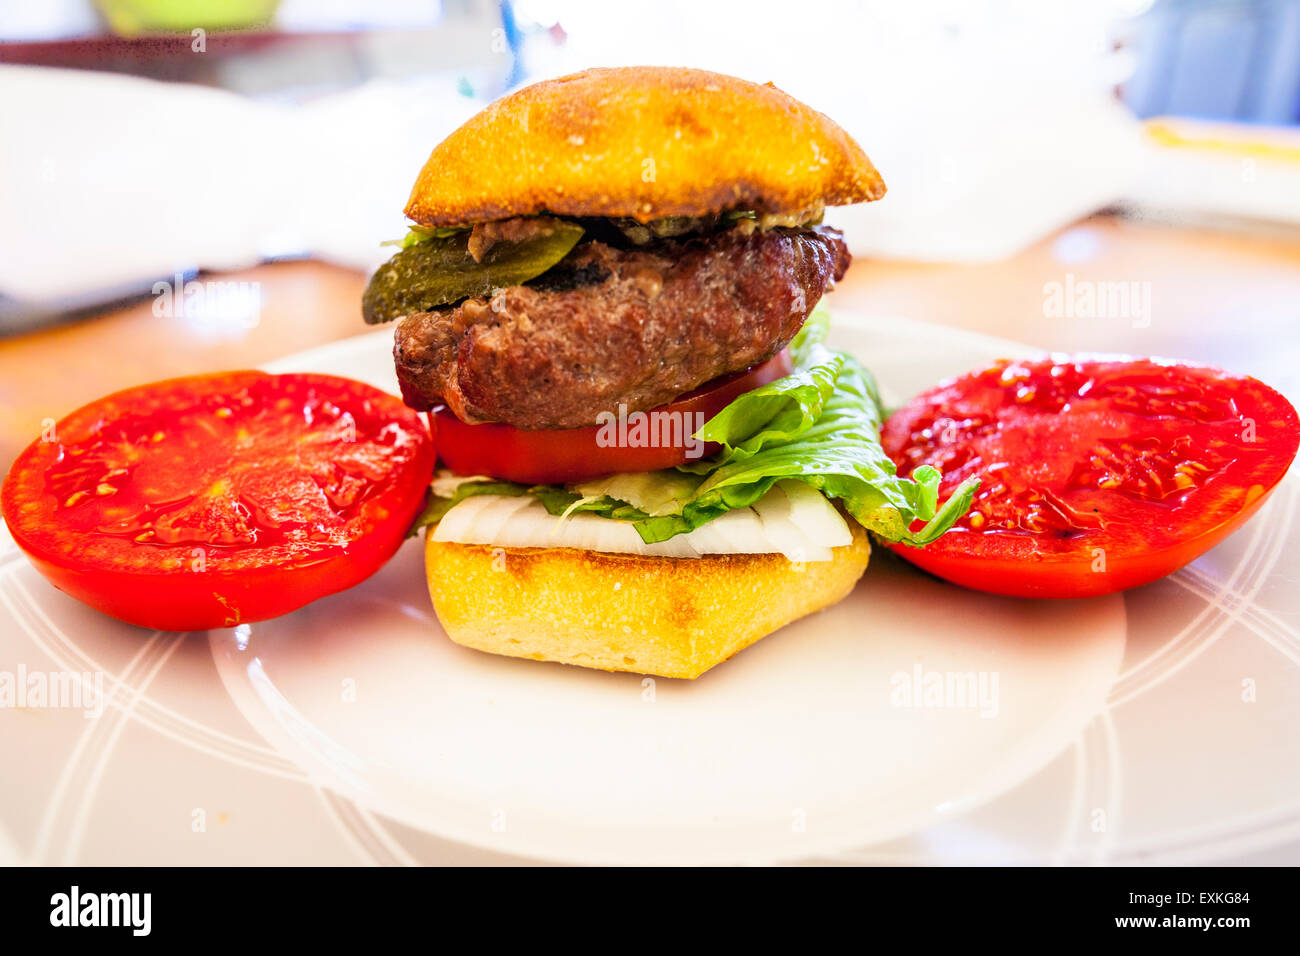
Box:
393 225 849 429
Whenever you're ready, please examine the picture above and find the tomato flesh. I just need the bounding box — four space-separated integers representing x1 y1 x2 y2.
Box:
433 349 794 484
1 372 435 629
882 356 1300 598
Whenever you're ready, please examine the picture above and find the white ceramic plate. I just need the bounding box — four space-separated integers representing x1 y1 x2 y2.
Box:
3 313 1298 865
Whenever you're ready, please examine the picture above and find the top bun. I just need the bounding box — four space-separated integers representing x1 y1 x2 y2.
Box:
404 66 885 227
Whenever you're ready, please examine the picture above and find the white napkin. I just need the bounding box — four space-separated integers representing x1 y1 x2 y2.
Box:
0 65 478 303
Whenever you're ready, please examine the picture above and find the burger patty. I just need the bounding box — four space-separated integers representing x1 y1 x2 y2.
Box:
393 225 850 429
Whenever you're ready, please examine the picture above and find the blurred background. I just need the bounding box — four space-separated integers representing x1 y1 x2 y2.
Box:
1 0 1298 468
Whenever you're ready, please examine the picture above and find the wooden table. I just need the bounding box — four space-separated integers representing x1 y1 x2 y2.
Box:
2 213 1298 472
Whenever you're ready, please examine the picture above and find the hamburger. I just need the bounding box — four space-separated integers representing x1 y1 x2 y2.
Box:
363 67 975 679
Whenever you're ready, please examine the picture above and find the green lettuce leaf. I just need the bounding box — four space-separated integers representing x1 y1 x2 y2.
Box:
574 471 703 517
684 306 843 461
380 225 470 250
408 474 648 537
627 351 976 546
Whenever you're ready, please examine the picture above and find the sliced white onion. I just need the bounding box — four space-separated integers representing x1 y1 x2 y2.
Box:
680 506 753 555
430 484 852 562
775 480 853 549
433 493 497 541
750 484 832 562
466 493 536 541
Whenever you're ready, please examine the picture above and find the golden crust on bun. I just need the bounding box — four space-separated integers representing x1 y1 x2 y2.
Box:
405 66 885 227
423 524 870 679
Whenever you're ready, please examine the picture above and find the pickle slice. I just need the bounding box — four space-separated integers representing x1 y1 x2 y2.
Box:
362 220 584 324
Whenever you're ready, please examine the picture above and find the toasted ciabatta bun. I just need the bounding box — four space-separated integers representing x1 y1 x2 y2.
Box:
405 66 885 227
423 523 870 679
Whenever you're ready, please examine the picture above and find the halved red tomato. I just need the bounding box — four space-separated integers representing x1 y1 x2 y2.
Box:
433 349 794 484
1 372 435 630
882 356 1299 598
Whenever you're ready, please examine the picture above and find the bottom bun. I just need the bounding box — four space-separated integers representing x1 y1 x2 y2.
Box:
423 523 870 679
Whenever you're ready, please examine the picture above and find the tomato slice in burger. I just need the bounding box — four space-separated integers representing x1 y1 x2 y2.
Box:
881 356 1299 598
1 372 435 630
433 349 794 484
